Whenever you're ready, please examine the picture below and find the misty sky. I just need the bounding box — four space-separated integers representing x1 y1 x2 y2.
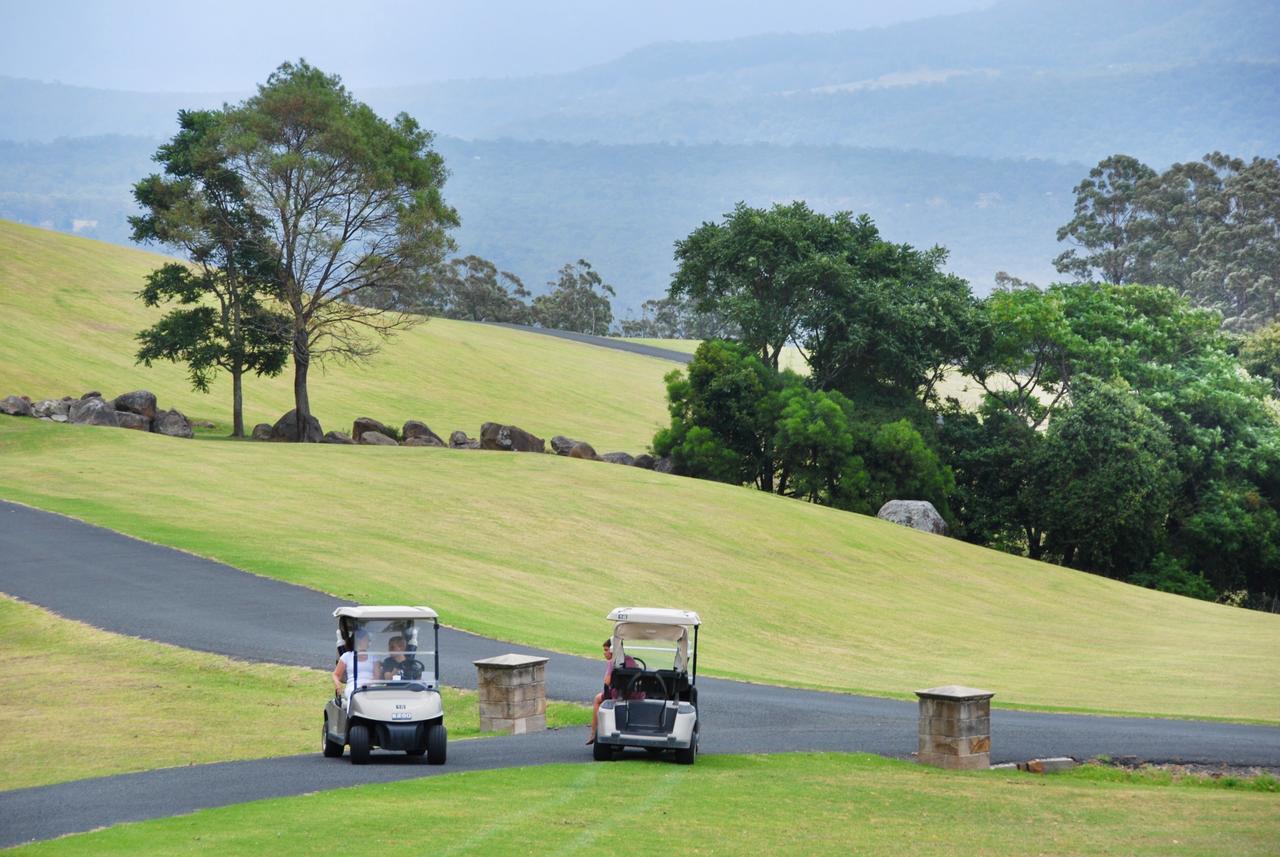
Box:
0 0 993 92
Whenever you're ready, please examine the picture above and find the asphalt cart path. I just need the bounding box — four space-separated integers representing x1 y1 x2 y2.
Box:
484 323 694 364
2 500 1279 846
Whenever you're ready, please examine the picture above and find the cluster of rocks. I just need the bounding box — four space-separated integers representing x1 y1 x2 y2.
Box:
247 411 673 471
549 434 674 472
1 390 194 438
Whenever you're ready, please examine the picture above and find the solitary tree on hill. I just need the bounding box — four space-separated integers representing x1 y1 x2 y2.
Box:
225 60 459 439
130 109 291 437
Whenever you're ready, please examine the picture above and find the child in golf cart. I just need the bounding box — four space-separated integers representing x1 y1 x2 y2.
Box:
587 637 641 745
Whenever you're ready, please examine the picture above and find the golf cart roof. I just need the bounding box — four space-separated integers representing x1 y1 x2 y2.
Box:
333 605 438 620
606 607 700 627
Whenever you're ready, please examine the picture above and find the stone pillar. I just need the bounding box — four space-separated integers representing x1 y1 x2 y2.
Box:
915 684 994 770
474 654 549 734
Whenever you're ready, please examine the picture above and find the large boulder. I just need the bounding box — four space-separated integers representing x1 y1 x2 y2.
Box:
653 456 675 474
403 435 442 447
876 500 950 536
479 422 545 453
322 430 355 444
632 454 656 470
112 390 158 422
402 420 445 446
601 452 635 466
270 409 323 443
360 430 398 446
31 399 70 420
352 417 395 443
550 435 583 456
251 423 274 441
0 396 32 417
449 430 480 449
153 409 194 439
68 396 120 427
115 411 151 432
568 441 601 460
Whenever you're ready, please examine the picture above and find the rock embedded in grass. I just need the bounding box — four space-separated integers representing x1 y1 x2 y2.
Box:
322 430 355 444
402 420 445 446
569 441 601 460
0 395 33 416
251 423 273 441
360 430 398 446
449 430 480 449
653 456 675 474
351 416 395 443
115 411 151 431
550 435 583 456
480 422 545 453
632 454 656 469
153 409 193 439
601 452 635 466
112 390 158 422
69 396 120 427
270 409 323 443
877 500 949 536
404 435 443 447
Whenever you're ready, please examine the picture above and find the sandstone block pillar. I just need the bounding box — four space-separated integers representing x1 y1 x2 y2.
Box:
915 684 994 770
474 654 549 734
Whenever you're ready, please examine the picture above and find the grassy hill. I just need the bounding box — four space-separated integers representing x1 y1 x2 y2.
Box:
2 222 1277 723
0 220 670 452
2 419 1276 723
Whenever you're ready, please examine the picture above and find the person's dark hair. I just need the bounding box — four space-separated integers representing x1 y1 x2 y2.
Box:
602 639 612 648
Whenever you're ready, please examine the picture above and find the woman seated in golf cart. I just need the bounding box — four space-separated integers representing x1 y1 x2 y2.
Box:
332 628 383 700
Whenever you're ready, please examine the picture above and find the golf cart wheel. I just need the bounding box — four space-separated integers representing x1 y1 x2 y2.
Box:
322 717 344 758
592 740 615 762
426 723 447 765
349 723 371 765
675 732 698 765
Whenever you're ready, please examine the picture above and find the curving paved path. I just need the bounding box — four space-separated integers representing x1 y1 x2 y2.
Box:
485 323 693 364
1 500 1278 846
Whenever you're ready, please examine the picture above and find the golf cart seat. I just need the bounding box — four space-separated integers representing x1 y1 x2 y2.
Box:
615 699 677 734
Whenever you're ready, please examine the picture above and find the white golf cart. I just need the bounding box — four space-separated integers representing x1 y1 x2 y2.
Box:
322 606 447 765
593 607 701 764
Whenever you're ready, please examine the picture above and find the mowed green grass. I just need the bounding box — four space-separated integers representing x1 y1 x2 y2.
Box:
0 220 669 451
10 754 1278 856
0 594 588 791
2 420 1276 723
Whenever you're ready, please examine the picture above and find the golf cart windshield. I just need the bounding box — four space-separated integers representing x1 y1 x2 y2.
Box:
348 618 437 689
613 621 692 672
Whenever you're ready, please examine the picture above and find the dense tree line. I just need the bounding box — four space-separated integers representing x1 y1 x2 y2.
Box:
655 201 1280 610
1055 152 1280 331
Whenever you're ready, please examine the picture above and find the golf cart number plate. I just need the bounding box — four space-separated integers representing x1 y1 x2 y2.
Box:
392 712 413 721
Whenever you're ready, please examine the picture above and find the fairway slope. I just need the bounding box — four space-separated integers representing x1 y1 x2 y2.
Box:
0 220 669 451
1 419 1275 724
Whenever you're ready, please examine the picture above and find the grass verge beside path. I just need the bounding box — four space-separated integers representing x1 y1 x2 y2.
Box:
2 420 1277 724
0 595 588 791
9 754 1279 856
0 221 670 452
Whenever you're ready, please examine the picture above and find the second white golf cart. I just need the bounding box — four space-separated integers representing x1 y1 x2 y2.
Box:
593 607 701 764
322 605 447 765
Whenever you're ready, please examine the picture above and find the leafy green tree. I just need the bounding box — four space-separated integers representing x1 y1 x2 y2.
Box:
653 340 788 489
617 294 737 340
225 61 459 439
1239 321 1280 396
130 109 290 436
531 259 615 335
1036 379 1178 577
672 202 975 403
428 255 530 323
855 418 955 520
773 386 867 507
1053 154 1157 285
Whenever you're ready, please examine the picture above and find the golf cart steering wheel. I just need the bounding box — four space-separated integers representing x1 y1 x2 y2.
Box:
625 668 667 701
386 659 426 681
630 656 647 671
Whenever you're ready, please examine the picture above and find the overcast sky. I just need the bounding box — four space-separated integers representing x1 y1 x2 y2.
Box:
0 0 993 92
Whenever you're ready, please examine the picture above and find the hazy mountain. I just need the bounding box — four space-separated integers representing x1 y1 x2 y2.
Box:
0 135 1075 308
